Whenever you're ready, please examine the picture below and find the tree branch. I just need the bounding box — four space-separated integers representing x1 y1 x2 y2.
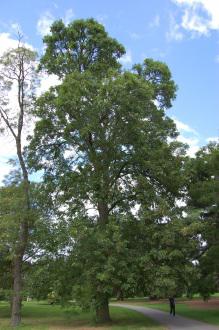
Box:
0 107 17 139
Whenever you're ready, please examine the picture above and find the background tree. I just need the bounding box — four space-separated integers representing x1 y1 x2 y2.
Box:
0 41 37 326
187 142 219 299
28 18 187 323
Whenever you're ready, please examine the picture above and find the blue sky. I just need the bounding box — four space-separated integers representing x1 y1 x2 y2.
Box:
0 0 218 181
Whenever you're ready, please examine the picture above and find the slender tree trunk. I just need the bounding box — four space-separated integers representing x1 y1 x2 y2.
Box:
95 296 111 323
11 139 30 327
11 256 22 326
116 289 124 301
95 201 111 323
97 201 109 225
11 218 28 327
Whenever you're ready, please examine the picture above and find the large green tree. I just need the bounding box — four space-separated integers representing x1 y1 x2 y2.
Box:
28 18 186 322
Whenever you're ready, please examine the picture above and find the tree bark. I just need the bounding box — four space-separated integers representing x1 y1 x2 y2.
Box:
97 201 109 225
116 289 124 301
11 138 30 327
95 202 111 323
95 297 111 323
11 213 29 327
11 256 22 327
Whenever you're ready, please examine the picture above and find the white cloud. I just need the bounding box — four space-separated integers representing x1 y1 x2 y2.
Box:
172 0 219 35
177 135 200 156
0 32 20 53
10 22 22 34
206 136 219 143
0 136 17 184
53 2 58 9
37 8 75 37
0 158 15 184
166 13 184 41
172 117 198 135
149 15 160 28
130 32 141 40
181 7 209 35
172 117 200 156
0 31 34 54
85 200 98 217
119 50 132 66
37 11 54 37
37 72 61 96
0 135 16 158
64 9 75 24
96 14 108 26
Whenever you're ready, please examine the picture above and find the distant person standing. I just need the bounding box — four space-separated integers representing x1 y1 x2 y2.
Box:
169 296 175 316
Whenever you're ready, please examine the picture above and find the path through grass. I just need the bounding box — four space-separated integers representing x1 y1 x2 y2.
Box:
123 300 219 326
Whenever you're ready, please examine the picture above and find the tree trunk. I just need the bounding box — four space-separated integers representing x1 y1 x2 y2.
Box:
11 218 28 327
97 201 109 225
116 289 124 301
96 200 110 323
10 140 30 327
96 297 111 323
11 256 22 327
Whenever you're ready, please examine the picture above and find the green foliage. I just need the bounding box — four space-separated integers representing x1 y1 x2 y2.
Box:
0 184 27 254
47 291 59 304
0 175 55 305
187 142 219 298
133 58 177 109
29 69 183 213
40 18 125 77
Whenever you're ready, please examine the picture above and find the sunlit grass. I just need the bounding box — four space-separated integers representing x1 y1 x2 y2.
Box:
0 301 165 330
129 300 219 326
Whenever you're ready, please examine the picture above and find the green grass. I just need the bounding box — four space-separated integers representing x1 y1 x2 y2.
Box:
212 292 219 298
0 301 165 330
107 308 165 329
0 301 90 329
139 301 219 326
181 292 219 299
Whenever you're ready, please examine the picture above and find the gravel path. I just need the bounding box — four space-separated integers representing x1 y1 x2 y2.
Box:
111 303 219 330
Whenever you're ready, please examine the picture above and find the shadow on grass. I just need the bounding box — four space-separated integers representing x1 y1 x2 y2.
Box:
0 302 164 329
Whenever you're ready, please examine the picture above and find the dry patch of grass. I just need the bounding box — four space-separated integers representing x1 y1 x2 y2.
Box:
187 298 219 309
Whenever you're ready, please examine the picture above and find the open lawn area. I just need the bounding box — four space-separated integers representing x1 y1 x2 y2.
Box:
0 301 165 330
120 298 219 326
147 302 219 326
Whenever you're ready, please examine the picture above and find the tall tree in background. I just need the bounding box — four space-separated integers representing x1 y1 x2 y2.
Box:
0 40 37 326
29 18 186 322
188 142 219 298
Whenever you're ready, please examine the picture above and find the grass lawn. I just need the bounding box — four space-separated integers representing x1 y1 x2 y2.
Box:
127 300 219 326
212 293 219 298
0 301 165 330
